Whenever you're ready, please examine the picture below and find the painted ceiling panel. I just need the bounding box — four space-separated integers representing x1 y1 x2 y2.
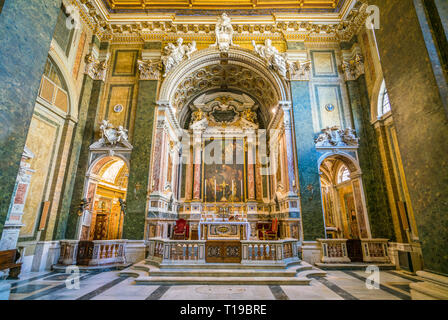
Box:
104 0 344 11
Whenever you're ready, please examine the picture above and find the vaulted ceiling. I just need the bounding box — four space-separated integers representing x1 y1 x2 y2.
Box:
103 0 346 12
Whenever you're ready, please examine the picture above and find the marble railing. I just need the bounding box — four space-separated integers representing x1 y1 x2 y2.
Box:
317 239 351 263
58 240 127 267
147 239 207 264
241 239 298 263
361 239 390 263
146 238 299 265
317 238 391 264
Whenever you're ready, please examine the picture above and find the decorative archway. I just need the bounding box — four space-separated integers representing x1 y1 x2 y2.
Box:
157 46 291 128
147 44 301 243
78 155 129 241
318 152 371 240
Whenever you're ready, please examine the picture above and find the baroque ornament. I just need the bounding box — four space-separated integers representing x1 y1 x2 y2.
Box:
211 13 235 52
85 52 110 81
289 60 312 81
315 126 359 147
137 59 162 80
341 53 365 81
91 120 131 148
161 38 197 77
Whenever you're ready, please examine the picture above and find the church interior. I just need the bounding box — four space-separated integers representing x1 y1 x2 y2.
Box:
0 0 447 301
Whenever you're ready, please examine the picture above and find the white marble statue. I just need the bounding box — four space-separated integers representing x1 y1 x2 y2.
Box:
162 38 197 76
99 120 129 146
212 13 235 52
252 39 288 77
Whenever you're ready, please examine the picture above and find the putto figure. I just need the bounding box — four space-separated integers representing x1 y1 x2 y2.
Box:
162 38 197 76
99 120 129 146
212 13 235 52
252 39 289 77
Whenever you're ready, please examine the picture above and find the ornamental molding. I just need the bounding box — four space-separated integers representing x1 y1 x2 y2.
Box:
189 96 258 129
315 126 359 148
72 0 371 43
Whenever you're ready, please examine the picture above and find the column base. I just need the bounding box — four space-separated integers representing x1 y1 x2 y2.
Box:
0 222 24 251
301 241 321 265
410 271 448 300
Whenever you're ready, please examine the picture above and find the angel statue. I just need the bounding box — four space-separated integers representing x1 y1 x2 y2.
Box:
162 38 197 76
252 39 289 77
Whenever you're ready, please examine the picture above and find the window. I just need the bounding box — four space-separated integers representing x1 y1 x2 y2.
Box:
337 165 350 184
39 58 69 113
53 6 75 56
378 80 392 117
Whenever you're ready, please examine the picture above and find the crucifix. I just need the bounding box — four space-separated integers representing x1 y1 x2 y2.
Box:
218 180 229 201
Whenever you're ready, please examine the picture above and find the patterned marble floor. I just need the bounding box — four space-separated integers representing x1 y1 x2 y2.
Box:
1 269 421 300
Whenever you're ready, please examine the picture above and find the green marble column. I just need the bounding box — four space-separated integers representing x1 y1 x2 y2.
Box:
291 81 326 241
123 80 158 240
0 0 62 234
346 75 394 240
370 0 448 274
63 77 105 239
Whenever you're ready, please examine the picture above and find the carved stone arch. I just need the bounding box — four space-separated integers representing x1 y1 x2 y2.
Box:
317 151 362 176
158 46 290 125
87 154 130 178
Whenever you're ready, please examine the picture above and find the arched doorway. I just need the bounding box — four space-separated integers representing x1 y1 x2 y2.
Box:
319 153 371 241
80 156 129 240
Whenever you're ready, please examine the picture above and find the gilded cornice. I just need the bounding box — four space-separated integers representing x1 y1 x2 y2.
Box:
72 0 369 44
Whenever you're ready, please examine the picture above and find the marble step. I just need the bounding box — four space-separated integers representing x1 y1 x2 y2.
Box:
134 276 311 285
315 262 396 270
148 269 299 278
147 261 300 270
297 269 327 278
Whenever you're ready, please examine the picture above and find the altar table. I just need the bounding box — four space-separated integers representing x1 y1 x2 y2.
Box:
198 220 251 240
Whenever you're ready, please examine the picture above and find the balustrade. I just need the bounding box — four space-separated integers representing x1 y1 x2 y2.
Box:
58 240 127 267
146 238 300 265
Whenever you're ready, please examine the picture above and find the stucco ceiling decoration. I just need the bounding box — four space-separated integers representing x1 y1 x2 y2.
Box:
73 0 369 42
157 46 288 127
103 0 344 11
173 63 276 124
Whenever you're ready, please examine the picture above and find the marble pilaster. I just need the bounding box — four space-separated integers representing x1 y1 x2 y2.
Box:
280 102 298 195
123 80 158 240
64 76 105 239
246 131 256 200
0 0 62 235
192 130 203 200
346 76 393 240
291 81 325 240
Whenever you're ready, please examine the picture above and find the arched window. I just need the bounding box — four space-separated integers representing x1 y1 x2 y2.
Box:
337 165 350 184
39 57 69 114
378 80 391 117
